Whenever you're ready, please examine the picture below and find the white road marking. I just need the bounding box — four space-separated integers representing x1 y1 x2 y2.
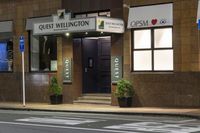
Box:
16 117 102 125
0 110 197 122
0 121 134 133
105 122 200 133
163 119 197 123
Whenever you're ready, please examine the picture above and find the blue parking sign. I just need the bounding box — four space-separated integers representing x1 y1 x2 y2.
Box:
19 36 25 52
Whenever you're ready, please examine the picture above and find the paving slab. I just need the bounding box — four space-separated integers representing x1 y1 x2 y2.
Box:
0 102 200 119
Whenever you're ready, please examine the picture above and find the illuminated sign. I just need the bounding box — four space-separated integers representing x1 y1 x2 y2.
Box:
33 10 124 35
127 3 173 29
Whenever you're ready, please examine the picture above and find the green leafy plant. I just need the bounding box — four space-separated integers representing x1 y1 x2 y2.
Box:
49 76 62 96
115 79 133 98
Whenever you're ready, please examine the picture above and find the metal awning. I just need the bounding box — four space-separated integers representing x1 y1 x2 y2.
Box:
32 13 124 35
26 16 53 30
0 21 12 33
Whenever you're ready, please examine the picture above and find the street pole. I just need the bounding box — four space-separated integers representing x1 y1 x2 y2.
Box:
20 35 25 107
22 51 25 107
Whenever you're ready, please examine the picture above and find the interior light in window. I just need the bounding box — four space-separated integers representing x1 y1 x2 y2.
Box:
134 30 151 49
134 50 152 71
154 50 173 70
154 28 172 48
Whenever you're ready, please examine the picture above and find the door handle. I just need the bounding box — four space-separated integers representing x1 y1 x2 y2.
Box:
85 67 88 72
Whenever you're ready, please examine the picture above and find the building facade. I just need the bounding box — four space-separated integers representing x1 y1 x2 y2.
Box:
0 0 199 107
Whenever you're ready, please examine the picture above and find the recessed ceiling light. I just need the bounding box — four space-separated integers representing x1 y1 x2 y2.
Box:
65 33 70 36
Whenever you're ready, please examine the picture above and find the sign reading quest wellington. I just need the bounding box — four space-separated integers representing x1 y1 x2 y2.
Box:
33 12 124 35
34 14 96 35
127 3 173 29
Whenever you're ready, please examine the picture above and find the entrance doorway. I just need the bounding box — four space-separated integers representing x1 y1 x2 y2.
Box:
81 36 111 93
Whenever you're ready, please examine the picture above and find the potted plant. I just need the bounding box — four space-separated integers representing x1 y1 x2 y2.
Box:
115 79 133 107
49 76 63 104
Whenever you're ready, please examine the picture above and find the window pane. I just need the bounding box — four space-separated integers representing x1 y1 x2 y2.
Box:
31 34 39 71
134 50 152 71
39 36 57 71
0 41 13 72
154 28 172 48
134 30 151 49
7 41 13 71
30 33 57 72
154 50 173 71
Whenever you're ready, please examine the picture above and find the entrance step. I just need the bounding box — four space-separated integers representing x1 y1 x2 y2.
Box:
73 94 111 105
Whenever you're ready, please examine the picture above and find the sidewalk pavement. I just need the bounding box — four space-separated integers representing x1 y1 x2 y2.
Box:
0 102 200 119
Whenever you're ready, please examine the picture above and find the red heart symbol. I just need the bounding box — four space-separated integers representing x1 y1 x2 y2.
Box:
151 19 157 25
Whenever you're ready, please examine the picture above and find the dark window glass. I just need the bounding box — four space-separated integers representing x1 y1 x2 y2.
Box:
30 33 57 72
0 40 13 72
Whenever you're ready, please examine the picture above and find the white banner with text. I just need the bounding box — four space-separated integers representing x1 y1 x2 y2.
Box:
127 3 173 29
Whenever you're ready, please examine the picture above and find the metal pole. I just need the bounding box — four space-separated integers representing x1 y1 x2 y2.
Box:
22 51 25 107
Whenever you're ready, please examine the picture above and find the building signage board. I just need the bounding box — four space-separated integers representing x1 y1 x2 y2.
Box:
34 14 96 35
33 11 124 35
96 17 124 33
127 3 173 29
19 36 25 52
197 0 200 23
111 56 123 84
63 58 72 83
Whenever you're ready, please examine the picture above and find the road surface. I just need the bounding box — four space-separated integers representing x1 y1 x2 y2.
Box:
0 110 199 133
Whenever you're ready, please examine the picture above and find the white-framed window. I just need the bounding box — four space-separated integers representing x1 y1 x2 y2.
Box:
132 27 173 72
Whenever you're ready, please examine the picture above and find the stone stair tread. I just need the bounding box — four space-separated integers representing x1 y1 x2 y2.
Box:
78 96 111 100
73 100 111 105
73 93 111 105
83 93 111 97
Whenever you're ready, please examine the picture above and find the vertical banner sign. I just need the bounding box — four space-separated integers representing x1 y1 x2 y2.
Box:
19 35 25 107
111 56 122 84
63 58 72 83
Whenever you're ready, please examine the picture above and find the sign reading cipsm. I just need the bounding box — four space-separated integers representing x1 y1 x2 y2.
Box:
19 36 25 52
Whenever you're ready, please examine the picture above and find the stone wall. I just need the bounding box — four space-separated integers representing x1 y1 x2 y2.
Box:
0 0 61 102
0 0 199 107
122 0 200 107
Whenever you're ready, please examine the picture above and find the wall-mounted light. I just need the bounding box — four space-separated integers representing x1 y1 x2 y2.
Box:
85 32 88 35
100 32 104 34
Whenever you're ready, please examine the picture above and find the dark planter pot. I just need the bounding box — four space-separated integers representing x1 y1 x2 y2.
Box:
117 97 132 107
50 95 63 104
